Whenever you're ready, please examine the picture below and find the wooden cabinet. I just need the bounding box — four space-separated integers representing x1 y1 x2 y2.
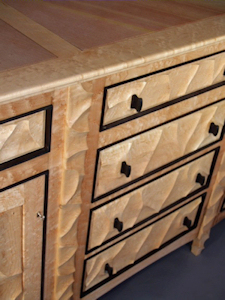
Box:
0 1 225 299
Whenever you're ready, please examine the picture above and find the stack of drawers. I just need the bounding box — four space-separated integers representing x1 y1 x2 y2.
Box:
81 51 225 297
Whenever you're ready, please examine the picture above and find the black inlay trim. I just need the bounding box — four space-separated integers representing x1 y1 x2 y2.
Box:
81 193 206 297
0 105 53 171
0 171 49 300
92 97 225 202
220 196 225 212
86 148 219 254
100 50 225 131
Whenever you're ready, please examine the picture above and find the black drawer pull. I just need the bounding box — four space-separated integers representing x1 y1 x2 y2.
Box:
105 263 113 276
131 94 143 112
121 161 131 177
209 122 219 136
114 218 123 232
196 173 205 186
183 216 192 229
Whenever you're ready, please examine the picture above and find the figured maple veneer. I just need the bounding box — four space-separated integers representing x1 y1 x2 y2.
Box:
94 100 225 199
0 173 47 299
88 150 217 251
192 150 225 255
55 83 92 300
82 196 204 294
0 106 52 170
102 52 225 128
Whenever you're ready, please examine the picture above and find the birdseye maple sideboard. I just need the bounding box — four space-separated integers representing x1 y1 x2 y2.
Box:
0 1 225 300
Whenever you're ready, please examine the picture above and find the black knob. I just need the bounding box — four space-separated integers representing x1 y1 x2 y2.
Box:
209 122 219 136
196 173 205 186
114 218 123 232
183 216 192 229
131 94 143 112
121 161 131 177
105 263 113 276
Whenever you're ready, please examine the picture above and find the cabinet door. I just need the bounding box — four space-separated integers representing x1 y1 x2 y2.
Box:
0 172 48 299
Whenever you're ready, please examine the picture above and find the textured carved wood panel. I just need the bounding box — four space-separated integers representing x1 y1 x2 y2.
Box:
56 83 92 300
95 100 225 198
0 110 45 163
84 197 202 292
88 151 215 250
192 151 225 255
103 52 225 125
0 174 46 299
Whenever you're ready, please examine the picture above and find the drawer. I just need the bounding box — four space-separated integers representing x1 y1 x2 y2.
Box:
88 149 218 252
101 51 225 130
0 106 52 170
94 100 225 200
82 194 205 295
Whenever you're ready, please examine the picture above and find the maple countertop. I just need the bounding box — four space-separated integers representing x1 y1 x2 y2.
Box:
0 0 224 103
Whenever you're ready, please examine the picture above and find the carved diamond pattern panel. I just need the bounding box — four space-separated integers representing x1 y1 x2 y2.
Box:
95 101 225 198
103 52 225 125
192 151 225 255
88 151 215 250
56 83 92 300
0 174 46 299
0 110 45 163
84 197 202 292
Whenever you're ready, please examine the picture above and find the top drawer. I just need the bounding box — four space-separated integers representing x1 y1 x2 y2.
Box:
0 106 52 171
101 51 225 130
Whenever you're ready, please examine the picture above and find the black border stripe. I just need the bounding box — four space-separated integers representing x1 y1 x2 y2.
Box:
0 105 53 171
220 197 225 212
92 97 225 202
81 193 206 297
40 171 49 300
0 171 49 300
86 148 219 254
100 50 225 131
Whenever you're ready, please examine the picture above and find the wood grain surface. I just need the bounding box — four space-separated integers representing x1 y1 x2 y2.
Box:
55 83 92 300
0 175 46 299
84 196 202 292
192 145 225 255
0 18 55 72
0 110 45 164
2 0 225 52
103 52 225 126
95 100 225 198
88 151 215 250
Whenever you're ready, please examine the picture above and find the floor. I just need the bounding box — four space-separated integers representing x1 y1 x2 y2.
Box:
99 219 225 300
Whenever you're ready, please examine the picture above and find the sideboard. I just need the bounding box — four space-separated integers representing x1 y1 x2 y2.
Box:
0 1 225 299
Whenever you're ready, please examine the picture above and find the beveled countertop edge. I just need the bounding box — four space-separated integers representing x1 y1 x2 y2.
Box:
0 14 224 104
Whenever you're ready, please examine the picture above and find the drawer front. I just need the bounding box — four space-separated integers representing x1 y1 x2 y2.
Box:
83 195 204 295
94 100 225 200
88 149 218 251
101 51 225 129
0 106 52 171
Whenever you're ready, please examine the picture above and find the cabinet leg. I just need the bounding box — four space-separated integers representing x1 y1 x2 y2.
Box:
191 232 210 256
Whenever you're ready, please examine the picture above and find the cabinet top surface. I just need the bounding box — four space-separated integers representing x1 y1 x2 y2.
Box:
0 0 225 103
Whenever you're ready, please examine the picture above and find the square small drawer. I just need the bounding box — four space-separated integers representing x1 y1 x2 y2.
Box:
94 100 225 200
101 51 225 130
0 106 52 171
87 149 218 252
82 194 205 295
